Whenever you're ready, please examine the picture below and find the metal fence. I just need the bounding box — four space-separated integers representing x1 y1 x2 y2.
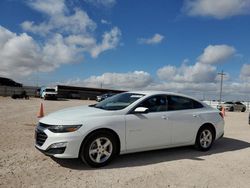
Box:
0 86 39 97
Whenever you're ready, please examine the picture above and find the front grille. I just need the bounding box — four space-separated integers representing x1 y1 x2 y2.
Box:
35 129 48 146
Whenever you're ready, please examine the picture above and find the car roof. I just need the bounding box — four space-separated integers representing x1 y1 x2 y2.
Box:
127 90 199 100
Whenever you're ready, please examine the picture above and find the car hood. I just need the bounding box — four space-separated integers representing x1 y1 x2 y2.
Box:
40 105 114 124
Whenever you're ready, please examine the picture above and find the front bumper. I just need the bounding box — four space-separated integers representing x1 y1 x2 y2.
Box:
35 146 66 156
44 94 57 99
35 126 83 158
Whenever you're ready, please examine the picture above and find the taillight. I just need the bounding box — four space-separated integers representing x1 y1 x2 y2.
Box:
219 112 224 119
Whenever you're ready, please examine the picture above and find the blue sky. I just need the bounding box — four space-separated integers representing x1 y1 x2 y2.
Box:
0 0 250 100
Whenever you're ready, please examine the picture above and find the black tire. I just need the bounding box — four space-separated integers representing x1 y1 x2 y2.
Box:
229 107 234 112
80 131 118 167
241 107 246 112
195 126 215 151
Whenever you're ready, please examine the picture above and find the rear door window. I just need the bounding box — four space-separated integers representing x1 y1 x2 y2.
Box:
235 102 243 105
167 95 203 111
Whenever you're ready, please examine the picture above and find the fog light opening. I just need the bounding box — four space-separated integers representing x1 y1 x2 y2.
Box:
49 142 67 149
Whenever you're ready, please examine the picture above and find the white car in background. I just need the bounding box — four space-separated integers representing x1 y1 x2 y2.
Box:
35 91 224 167
217 101 246 112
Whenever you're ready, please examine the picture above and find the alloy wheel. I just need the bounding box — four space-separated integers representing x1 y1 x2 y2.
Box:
199 129 213 149
89 137 113 163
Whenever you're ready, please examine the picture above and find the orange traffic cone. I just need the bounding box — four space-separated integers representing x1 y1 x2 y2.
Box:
37 103 44 118
221 106 225 118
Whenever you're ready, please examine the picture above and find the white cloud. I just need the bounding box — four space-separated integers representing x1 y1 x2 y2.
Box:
146 81 250 101
0 24 121 78
0 26 81 78
146 82 218 94
157 63 217 83
101 19 111 25
65 35 96 47
138 33 165 45
0 26 43 77
183 0 250 19
90 27 121 58
240 64 250 81
198 45 236 64
59 60 250 100
64 71 153 90
63 26 121 58
154 44 239 99
42 34 83 67
0 0 122 78
157 65 177 80
0 26 42 77
27 0 66 16
22 1 96 35
58 43 241 99
84 0 116 7
22 0 121 56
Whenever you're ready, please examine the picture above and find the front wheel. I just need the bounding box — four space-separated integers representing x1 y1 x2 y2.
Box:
241 107 246 112
80 131 118 167
195 127 214 151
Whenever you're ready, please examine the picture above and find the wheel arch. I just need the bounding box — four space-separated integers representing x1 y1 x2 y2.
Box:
196 123 216 140
79 128 121 157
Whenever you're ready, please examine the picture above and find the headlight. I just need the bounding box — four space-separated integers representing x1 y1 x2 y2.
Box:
48 125 82 133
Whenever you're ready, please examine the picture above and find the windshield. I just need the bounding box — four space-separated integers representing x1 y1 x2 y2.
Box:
45 89 56 92
94 93 144 110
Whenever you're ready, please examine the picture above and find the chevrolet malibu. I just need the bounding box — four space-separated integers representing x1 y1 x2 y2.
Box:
35 91 224 167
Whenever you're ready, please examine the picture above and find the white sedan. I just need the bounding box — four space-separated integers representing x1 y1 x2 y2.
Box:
35 91 224 167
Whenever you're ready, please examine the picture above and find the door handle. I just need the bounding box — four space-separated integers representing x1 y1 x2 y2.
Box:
161 115 168 120
193 114 198 117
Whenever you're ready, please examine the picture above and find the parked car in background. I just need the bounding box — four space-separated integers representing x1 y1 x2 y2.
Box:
11 90 29 99
217 101 246 112
96 93 115 102
35 91 224 167
40 87 57 100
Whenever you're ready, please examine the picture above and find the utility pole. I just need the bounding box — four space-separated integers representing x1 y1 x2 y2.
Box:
218 70 226 104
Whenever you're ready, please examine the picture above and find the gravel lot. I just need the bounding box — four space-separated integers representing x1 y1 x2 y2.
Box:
0 97 250 188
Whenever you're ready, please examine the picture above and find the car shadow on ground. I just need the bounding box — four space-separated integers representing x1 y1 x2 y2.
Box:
50 98 69 101
52 137 250 170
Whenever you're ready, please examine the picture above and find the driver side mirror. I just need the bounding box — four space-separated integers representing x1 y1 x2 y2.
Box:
133 107 149 114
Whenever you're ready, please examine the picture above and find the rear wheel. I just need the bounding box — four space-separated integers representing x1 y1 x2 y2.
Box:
80 131 118 167
195 126 214 151
229 107 234 112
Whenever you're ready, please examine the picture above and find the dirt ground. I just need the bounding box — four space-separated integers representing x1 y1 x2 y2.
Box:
0 97 250 188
